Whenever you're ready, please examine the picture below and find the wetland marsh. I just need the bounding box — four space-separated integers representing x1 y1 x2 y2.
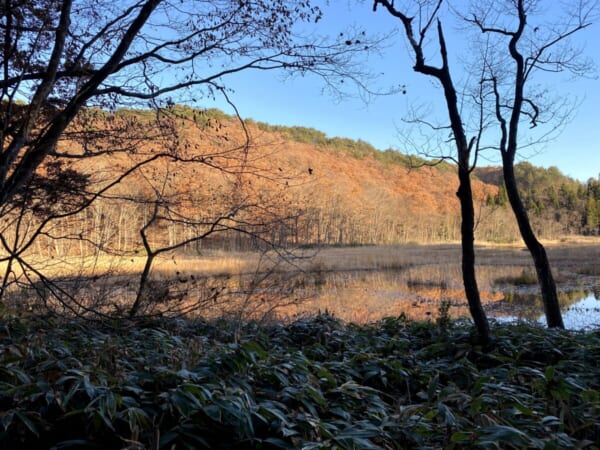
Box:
7 240 598 328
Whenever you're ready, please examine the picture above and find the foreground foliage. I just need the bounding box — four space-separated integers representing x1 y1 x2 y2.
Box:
0 314 599 449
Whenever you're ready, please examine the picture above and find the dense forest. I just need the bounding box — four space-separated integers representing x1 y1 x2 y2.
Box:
258 117 600 242
476 164 600 238
18 106 597 261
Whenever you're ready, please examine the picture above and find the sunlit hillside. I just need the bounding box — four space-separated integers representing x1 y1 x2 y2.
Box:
15 105 599 261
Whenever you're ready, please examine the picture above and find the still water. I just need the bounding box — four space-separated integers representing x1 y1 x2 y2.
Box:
557 295 600 330
490 292 600 330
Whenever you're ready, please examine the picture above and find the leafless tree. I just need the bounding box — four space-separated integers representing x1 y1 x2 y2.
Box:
0 0 376 228
373 0 491 342
125 153 295 318
373 0 597 332
464 0 597 328
1 0 375 203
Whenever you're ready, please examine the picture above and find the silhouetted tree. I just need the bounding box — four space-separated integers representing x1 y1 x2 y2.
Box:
373 0 597 330
373 0 491 342
467 0 596 328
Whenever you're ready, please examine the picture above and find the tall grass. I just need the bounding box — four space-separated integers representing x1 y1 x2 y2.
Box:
1 243 598 324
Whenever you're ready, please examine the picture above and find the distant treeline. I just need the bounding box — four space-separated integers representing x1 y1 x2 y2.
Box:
479 163 600 236
161 108 600 240
251 118 599 239
252 120 455 172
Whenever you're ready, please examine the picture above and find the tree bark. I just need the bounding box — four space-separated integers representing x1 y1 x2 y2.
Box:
129 252 155 318
502 157 564 328
457 163 491 341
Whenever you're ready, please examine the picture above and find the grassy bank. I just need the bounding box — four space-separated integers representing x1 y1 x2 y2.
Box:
0 314 599 449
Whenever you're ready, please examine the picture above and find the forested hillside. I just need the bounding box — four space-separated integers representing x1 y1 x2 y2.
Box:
13 106 599 260
475 164 599 237
251 112 599 243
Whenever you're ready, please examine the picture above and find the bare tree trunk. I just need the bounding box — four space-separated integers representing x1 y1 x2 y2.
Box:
497 0 565 329
372 1 491 342
129 199 159 318
458 165 491 341
502 158 564 328
129 252 155 318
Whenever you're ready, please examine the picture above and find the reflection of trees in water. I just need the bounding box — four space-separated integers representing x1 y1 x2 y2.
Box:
492 292 542 321
560 289 590 307
490 289 594 322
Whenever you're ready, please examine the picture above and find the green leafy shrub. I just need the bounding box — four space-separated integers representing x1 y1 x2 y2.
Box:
0 315 599 448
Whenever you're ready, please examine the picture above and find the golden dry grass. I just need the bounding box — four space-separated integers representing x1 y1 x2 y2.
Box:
268 243 600 322
0 251 257 279
3 242 599 323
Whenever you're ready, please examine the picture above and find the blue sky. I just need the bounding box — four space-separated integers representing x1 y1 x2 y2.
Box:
207 1 599 182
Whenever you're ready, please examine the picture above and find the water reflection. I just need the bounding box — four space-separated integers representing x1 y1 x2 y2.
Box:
561 296 600 329
489 290 600 330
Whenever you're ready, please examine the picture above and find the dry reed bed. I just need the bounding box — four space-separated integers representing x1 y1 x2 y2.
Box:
2 242 598 322
266 243 600 322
